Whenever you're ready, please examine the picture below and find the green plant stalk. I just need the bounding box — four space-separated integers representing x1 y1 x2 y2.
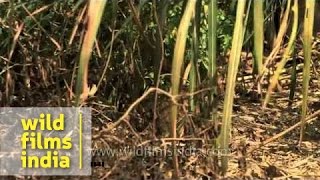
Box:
243 0 251 39
75 0 106 106
253 0 264 75
189 47 196 112
207 0 220 171
239 0 251 51
299 0 315 145
263 0 298 108
208 0 218 120
218 0 246 174
288 47 297 107
170 0 196 177
189 0 201 112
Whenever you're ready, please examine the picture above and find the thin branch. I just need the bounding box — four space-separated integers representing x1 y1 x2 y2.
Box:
248 108 320 153
94 87 212 138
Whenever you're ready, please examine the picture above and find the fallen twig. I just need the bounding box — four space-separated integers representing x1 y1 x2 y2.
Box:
248 108 320 153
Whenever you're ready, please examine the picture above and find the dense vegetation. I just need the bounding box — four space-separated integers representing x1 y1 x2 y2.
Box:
0 0 320 179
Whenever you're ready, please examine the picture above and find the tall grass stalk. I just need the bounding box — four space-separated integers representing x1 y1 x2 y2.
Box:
299 0 315 145
170 0 196 177
75 0 106 106
218 0 246 174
